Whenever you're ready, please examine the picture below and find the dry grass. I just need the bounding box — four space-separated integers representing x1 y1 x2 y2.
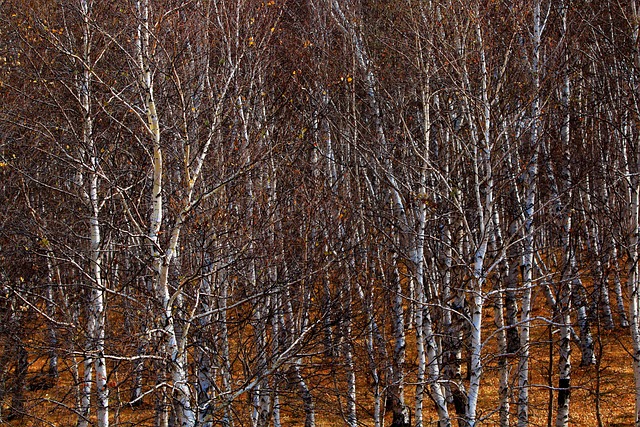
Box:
3 300 638 427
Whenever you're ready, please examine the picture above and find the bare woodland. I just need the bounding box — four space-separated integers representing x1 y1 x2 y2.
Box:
1 0 640 426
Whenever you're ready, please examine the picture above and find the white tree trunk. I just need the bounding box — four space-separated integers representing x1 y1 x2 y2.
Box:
44 255 59 380
390 257 409 427
136 2 199 425
628 162 640 427
412 23 450 425
463 14 494 424
89 145 108 427
623 8 640 413
78 337 93 427
355 278 385 427
217 262 234 427
611 241 630 328
343 281 357 427
77 1 108 424
556 5 572 423
491 210 510 427
518 3 542 425
197 260 215 427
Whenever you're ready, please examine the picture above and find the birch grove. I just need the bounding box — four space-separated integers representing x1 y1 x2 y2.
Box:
3 0 640 426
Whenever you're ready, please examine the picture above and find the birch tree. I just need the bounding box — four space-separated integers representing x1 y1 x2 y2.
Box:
553 3 572 425
517 2 545 424
127 1 248 424
625 2 640 425
6 1 640 425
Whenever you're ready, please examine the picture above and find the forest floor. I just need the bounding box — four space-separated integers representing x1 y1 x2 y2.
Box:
4 302 637 426
9 327 635 426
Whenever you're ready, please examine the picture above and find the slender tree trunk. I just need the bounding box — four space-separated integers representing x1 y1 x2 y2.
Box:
572 276 596 366
217 259 234 427
628 155 640 427
624 11 640 413
355 274 383 427
197 260 215 427
442 222 467 424
463 15 494 424
45 255 59 381
611 242 630 328
492 210 511 427
389 255 409 427
342 277 357 427
556 5 572 422
78 324 94 427
517 3 542 425
75 1 109 424
411 18 450 423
